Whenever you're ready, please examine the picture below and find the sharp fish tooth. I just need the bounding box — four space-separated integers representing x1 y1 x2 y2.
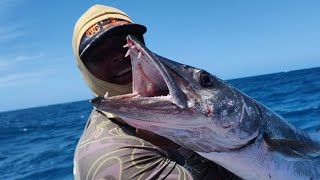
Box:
104 92 109 98
125 49 130 57
123 44 129 48
138 51 142 59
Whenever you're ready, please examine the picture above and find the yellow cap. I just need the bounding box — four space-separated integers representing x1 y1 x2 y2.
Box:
72 5 146 97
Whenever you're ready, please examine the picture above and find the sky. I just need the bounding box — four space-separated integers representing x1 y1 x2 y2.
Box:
0 0 319 112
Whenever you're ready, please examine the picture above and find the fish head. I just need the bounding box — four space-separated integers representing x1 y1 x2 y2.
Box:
91 35 262 152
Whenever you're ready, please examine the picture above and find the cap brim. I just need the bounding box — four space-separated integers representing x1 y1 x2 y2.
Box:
80 23 146 59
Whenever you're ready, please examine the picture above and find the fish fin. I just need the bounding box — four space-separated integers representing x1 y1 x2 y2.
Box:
263 133 320 158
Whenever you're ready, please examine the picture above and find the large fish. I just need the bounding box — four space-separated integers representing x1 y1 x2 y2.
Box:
91 35 320 179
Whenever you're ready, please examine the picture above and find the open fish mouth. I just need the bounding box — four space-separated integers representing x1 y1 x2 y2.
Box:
98 35 188 109
123 35 169 98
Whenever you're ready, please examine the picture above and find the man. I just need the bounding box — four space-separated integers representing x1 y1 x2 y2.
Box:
72 4 238 179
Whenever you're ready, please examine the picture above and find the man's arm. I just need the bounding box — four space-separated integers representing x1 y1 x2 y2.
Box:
74 110 193 180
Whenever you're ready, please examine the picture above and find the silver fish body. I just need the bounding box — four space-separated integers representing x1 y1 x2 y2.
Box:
91 35 320 179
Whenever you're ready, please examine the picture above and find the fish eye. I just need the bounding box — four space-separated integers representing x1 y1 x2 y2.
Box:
198 71 214 87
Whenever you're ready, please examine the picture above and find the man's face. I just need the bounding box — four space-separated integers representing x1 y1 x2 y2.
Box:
83 35 132 85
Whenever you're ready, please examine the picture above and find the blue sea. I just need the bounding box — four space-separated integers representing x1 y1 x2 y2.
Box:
1 67 319 180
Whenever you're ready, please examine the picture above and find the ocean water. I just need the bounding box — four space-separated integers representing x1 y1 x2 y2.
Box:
1 67 319 180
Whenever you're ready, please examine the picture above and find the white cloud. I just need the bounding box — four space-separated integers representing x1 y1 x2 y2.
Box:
0 53 69 89
0 0 31 44
0 0 20 6
0 53 44 71
0 26 23 42
0 0 21 15
0 72 41 88
15 54 44 62
0 60 9 69
0 66 61 88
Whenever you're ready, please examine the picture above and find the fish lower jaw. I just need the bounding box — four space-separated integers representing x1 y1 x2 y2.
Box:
122 116 209 129
104 92 139 99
